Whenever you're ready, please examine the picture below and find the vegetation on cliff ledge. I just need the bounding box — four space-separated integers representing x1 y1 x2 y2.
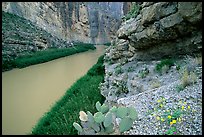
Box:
122 2 141 21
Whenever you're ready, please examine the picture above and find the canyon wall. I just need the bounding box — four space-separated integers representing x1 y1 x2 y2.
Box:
2 2 130 44
101 2 202 102
105 2 202 63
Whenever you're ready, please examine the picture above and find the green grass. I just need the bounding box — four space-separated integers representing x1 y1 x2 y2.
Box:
14 44 96 68
2 44 96 71
31 55 106 135
155 59 175 73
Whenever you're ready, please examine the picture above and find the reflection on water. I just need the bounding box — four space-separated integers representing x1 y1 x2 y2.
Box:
2 46 106 135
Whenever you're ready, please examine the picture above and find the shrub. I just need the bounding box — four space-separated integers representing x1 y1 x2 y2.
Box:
138 67 149 78
115 66 124 75
122 3 141 21
87 56 105 76
155 59 175 74
127 66 134 72
161 65 170 74
116 81 129 95
179 67 198 90
181 68 190 88
175 84 185 92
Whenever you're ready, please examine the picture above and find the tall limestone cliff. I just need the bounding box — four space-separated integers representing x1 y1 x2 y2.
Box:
2 2 131 44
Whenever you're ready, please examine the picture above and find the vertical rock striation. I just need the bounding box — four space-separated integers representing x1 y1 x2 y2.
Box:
2 2 129 44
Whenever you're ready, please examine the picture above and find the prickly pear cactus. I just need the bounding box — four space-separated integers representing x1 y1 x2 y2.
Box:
94 112 105 123
119 117 133 132
100 104 109 113
116 106 128 118
73 101 138 135
96 101 102 112
104 123 114 133
128 107 138 120
73 122 83 133
104 112 113 127
110 106 117 113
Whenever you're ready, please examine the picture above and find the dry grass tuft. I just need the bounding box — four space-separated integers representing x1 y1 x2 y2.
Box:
150 80 161 89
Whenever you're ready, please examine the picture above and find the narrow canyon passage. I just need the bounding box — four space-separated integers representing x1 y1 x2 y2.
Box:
2 46 106 135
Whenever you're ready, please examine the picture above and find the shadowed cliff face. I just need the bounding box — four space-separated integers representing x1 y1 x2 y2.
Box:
2 2 127 44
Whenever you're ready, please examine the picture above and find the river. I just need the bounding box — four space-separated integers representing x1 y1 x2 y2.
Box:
2 45 106 135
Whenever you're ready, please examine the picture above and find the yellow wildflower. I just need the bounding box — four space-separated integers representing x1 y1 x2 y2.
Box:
170 122 173 125
184 102 187 105
156 116 160 120
188 106 190 109
182 106 185 110
160 104 163 108
178 118 181 122
157 100 161 103
162 98 165 101
172 120 177 124
161 118 165 122
168 115 172 119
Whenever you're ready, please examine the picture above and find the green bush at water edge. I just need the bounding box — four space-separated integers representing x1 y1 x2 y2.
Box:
31 55 106 135
2 44 96 71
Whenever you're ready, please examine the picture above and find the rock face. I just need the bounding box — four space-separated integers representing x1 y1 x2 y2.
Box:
106 2 202 62
2 2 127 44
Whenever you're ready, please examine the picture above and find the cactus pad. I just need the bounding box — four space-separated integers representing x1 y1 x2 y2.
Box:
116 106 128 118
96 101 102 112
94 112 105 123
73 122 83 133
104 112 113 127
100 104 109 113
129 107 138 120
105 123 114 134
119 117 133 132
110 106 117 113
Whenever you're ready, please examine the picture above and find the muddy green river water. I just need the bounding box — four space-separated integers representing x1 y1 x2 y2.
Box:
2 46 106 135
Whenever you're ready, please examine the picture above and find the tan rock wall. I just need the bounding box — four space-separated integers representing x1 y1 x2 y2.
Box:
2 2 127 44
